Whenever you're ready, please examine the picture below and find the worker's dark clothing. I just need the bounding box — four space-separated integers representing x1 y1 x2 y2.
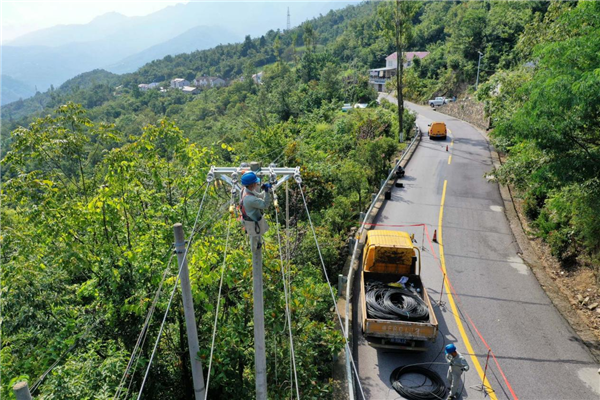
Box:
446 352 469 398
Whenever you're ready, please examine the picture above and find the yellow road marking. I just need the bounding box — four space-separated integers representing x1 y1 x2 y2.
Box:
448 155 452 165
448 128 452 135
439 180 498 399
451 140 454 147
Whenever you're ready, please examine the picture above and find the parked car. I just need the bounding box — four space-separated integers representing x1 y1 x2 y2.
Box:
428 97 447 107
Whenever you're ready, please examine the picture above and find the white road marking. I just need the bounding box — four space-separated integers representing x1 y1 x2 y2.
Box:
489 205 503 212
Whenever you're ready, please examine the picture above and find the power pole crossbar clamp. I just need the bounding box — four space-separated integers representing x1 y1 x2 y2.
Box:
209 162 300 400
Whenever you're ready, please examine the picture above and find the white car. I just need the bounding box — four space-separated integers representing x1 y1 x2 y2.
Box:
428 97 447 107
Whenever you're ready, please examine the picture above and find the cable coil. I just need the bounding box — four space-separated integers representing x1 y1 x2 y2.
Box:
365 281 429 321
390 365 447 400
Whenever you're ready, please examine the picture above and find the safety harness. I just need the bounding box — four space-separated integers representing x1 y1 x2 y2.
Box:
239 189 262 234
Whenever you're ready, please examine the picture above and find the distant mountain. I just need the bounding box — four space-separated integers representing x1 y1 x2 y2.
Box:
107 26 241 74
1 75 36 105
7 12 130 48
2 1 357 98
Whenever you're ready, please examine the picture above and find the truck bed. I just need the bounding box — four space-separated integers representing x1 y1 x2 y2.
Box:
360 272 438 350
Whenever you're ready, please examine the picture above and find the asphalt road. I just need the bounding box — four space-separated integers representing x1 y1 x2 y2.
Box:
352 96 600 400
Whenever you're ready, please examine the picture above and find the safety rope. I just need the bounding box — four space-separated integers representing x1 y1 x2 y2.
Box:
203 191 235 400
136 181 212 400
296 181 366 399
274 194 300 400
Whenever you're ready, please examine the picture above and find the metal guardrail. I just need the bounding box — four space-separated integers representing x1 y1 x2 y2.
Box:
344 126 421 399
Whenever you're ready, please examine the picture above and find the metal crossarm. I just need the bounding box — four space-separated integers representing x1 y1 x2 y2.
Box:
208 163 300 192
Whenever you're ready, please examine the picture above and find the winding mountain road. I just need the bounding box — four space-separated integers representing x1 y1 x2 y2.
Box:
351 96 600 400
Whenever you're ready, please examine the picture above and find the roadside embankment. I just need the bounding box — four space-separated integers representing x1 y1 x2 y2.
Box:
435 97 489 131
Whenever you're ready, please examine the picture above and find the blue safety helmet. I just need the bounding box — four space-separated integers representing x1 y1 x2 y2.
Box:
241 171 260 186
445 344 457 354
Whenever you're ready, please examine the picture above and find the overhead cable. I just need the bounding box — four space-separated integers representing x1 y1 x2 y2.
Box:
296 181 366 400
136 181 212 400
113 250 176 400
274 194 300 400
203 191 235 400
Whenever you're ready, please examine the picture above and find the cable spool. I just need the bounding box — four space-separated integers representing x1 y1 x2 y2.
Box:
390 365 447 400
365 281 429 322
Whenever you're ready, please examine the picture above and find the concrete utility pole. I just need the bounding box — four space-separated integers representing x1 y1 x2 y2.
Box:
476 51 483 90
251 233 268 400
207 162 300 400
13 382 32 400
173 223 206 400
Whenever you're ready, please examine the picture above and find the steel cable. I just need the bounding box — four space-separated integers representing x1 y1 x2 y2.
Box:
113 251 175 400
296 181 366 399
273 194 300 400
136 181 212 400
390 365 447 400
203 191 235 400
365 281 429 322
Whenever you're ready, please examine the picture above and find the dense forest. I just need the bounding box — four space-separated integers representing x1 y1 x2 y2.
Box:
3 1 598 399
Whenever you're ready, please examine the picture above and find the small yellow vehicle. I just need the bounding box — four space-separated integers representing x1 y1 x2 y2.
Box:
359 230 438 350
428 121 447 140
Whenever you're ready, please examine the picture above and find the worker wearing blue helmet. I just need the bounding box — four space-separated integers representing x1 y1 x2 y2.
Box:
240 172 272 234
445 343 469 399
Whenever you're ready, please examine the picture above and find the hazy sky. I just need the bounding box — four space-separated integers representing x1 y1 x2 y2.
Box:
1 1 190 43
1 0 349 44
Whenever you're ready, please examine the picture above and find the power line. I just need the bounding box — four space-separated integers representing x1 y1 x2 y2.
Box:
273 194 300 400
30 317 104 394
113 250 176 400
136 181 213 399
296 180 366 399
203 191 235 400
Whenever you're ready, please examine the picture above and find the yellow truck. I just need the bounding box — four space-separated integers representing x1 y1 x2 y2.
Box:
359 230 438 350
428 121 447 140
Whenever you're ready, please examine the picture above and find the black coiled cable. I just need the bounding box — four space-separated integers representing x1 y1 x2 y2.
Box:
390 365 447 400
365 281 429 322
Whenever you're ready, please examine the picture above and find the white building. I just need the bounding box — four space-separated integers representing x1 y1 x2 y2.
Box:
182 86 200 94
170 78 190 89
369 51 430 92
192 76 226 88
138 82 161 92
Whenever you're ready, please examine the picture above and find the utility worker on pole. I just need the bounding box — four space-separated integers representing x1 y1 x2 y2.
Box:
445 344 469 400
240 171 272 236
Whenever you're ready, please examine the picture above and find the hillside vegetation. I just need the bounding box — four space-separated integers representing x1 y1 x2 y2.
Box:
478 1 600 276
4 1 598 399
